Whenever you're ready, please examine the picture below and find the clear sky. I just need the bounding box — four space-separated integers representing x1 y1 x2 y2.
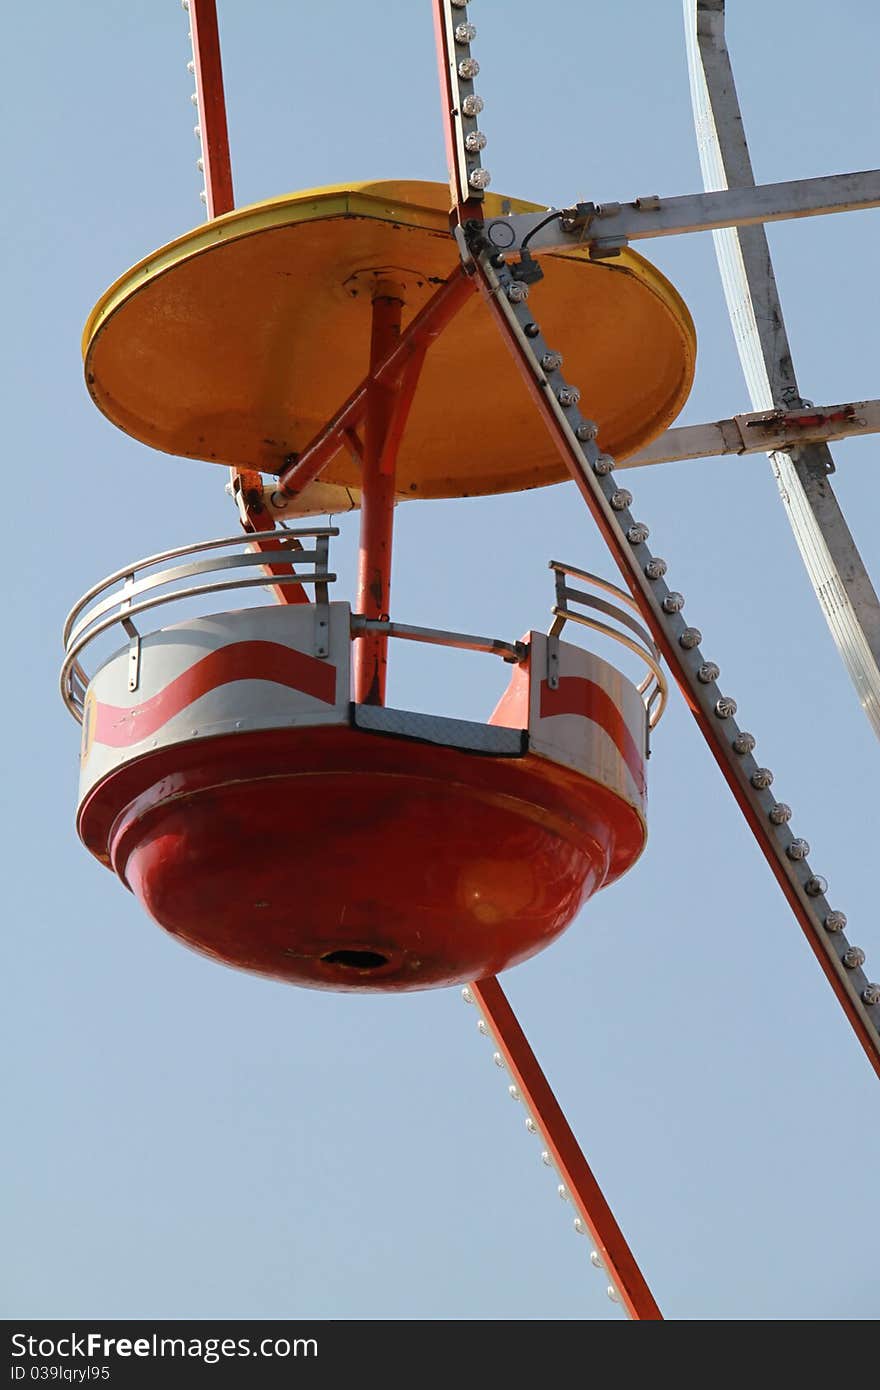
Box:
4 0 879 1321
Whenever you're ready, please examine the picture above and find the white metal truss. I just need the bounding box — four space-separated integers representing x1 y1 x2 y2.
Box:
627 399 880 468
684 0 880 738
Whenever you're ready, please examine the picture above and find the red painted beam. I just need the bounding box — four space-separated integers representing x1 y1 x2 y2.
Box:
355 290 403 705
354 290 427 705
474 267 880 1083
187 2 309 602
431 10 662 1312
235 470 309 607
471 977 663 1321
188 0 234 217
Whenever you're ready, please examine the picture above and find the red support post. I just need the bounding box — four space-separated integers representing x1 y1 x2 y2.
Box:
471 977 663 1321
353 288 427 705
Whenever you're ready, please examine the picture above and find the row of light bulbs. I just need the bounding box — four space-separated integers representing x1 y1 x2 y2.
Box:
447 2 492 192
462 986 624 1310
180 0 209 206
481 252 880 1017
447 0 878 1018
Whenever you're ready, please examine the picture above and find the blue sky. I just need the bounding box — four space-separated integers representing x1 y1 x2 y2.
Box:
4 0 879 1320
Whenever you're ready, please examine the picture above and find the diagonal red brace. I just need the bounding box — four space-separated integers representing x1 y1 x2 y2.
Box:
473 265 880 1083
275 266 475 501
471 977 662 1321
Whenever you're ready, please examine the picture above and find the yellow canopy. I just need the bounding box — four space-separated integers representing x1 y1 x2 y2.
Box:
84 180 695 499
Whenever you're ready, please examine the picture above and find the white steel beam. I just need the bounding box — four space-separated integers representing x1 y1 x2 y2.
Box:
684 0 880 739
626 400 880 469
479 169 880 258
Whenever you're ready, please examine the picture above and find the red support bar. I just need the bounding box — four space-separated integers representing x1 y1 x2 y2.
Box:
275 266 474 500
275 384 370 502
188 0 235 217
474 267 880 1083
234 469 309 607
354 289 427 705
187 1 308 602
354 291 404 705
429 0 880 1081
471 977 663 1321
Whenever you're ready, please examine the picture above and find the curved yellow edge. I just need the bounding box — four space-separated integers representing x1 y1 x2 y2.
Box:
82 178 695 363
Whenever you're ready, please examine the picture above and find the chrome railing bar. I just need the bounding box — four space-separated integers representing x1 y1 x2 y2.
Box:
557 585 660 658
60 572 336 721
550 607 668 727
66 549 329 651
351 617 527 665
549 560 643 615
62 528 339 644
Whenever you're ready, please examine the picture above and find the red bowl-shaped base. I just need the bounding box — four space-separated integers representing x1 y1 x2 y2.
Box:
79 725 645 991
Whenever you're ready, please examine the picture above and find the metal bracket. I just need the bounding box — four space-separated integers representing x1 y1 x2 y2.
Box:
453 223 477 271
123 626 141 695
123 622 141 693
546 633 560 690
120 574 141 692
559 201 597 235
313 533 331 658
510 251 545 285
589 237 628 260
313 609 329 659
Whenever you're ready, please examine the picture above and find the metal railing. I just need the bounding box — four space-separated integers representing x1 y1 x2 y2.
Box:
60 533 665 736
60 529 338 722
548 561 668 728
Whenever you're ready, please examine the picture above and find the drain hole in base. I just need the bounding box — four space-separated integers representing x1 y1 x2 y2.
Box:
321 949 390 970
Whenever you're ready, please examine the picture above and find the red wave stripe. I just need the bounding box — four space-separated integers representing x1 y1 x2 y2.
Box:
94 641 338 748
539 677 645 795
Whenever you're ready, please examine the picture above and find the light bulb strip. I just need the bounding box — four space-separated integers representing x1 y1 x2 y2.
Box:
181 0 234 217
466 978 662 1321
464 240 880 1078
434 1 488 216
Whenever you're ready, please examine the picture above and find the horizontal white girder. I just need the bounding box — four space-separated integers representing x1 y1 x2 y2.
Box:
480 169 880 258
626 400 880 468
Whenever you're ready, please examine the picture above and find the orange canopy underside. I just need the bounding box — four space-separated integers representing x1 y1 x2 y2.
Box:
84 180 696 499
